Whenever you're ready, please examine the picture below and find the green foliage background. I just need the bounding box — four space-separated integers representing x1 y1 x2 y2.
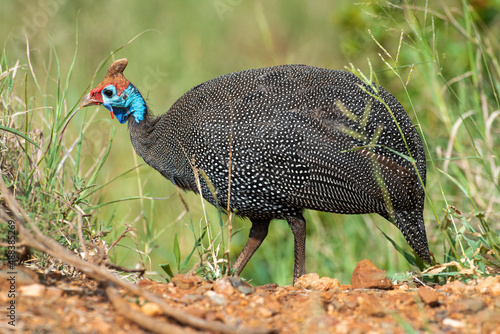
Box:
1 0 499 285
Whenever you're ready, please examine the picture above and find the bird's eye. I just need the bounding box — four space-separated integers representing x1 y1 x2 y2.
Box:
103 89 113 98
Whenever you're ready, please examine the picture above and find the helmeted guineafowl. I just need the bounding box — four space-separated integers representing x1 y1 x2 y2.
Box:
81 59 431 284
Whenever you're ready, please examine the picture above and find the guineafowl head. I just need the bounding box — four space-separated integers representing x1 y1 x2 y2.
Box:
81 58 146 124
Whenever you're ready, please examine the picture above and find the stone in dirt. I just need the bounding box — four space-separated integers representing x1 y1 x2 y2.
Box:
19 283 46 297
351 259 393 290
440 280 468 294
475 276 500 296
227 277 256 295
450 298 487 314
213 278 236 295
295 273 340 291
171 273 203 290
141 302 163 317
418 286 440 307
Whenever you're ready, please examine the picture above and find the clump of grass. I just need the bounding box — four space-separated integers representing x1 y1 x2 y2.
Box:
0 43 123 273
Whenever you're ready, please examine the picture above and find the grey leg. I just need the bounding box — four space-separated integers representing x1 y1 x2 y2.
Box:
232 218 270 276
286 215 307 285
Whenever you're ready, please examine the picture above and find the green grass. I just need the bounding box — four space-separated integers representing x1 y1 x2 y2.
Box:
1 0 499 285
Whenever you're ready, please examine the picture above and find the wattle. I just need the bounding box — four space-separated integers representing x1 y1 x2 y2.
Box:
110 107 130 124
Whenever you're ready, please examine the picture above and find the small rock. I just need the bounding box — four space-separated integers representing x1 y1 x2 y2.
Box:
312 277 340 291
465 299 487 313
450 298 487 314
171 273 202 289
418 287 440 307
257 307 274 318
141 302 163 317
295 273 320 289
213 278 236 295
227 276 255 295
236 284 255 295
205 290 228 306
491 283 500 297
442 318 465 328
351 259 393 290
475 276 500 294
195 283 213 293
440 280 467 294
181 294 202 304
19 283 46 297
295 273 339 291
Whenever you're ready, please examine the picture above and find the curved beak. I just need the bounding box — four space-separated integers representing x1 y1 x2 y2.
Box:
80 93 101 108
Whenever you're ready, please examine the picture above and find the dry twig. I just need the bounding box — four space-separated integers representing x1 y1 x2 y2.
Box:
0 175 274 334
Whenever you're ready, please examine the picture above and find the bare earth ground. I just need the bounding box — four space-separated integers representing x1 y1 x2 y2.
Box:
1 261 500 334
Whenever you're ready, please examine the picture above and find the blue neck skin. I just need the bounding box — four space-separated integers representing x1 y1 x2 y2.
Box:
101 83 146 124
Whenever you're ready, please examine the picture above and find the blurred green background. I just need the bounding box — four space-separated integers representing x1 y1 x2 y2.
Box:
1 0 499 285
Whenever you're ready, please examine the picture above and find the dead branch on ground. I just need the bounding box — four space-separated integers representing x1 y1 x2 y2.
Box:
0 175 274 334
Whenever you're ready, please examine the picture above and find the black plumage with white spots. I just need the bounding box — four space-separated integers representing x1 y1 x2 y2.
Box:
82 61 431 284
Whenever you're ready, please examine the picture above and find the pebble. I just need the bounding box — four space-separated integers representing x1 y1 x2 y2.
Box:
492 283 500 297
295 273 320 289
442 318 465 328
294 273 340 291
19 283 46 297
351 259 393 290
475 276 500 296
418 287 440 307
205 290 228 306
256 307 274 318
171 273 202 289
213 278 236 295
181 294 202 304
450 298 487 314
227 276 255 295
440 280 467 294
141 302 163 317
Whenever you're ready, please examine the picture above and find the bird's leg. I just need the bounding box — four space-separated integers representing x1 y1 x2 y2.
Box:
231 218 270 276
286 215 307 285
